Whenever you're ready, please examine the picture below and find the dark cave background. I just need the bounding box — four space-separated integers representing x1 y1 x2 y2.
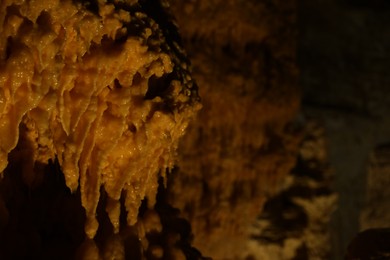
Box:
298 0 390 258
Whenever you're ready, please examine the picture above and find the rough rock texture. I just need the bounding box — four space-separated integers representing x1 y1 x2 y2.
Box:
248 121 337 260
360 144 390 231
167 0 301 259
0 0 200 239
0 0 204 258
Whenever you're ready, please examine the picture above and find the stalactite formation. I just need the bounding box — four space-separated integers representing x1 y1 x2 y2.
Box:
0 0 199 246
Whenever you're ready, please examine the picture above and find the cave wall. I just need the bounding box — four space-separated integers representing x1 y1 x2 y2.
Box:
167 0 303 259
167 0 390 259
298 0 390 258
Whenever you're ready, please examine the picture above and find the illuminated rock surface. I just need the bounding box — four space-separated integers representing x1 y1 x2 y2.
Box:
0 0 201 258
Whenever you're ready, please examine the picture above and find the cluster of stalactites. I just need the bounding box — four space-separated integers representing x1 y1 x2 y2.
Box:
0 0 198 238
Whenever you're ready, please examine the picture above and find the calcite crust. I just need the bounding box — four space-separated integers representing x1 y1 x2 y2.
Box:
0 0 199 238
